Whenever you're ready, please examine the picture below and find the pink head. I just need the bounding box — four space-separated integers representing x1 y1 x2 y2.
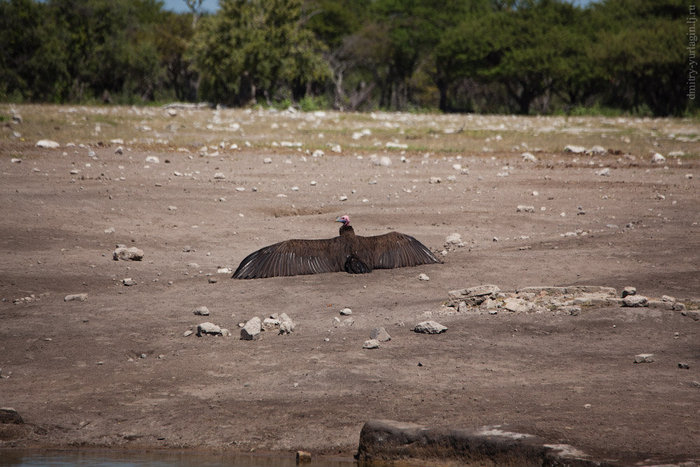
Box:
336 215 350 226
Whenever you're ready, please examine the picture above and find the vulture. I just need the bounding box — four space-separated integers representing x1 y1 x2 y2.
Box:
232 215 441 279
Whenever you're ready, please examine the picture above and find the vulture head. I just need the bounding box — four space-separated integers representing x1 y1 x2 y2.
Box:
336 215 350 226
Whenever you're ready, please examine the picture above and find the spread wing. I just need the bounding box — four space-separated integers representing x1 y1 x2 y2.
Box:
357 232 442 269
232 238 345 279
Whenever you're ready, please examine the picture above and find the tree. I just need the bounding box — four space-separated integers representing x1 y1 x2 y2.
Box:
189 0 328 106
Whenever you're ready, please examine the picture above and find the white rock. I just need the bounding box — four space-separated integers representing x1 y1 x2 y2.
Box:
445 233 464 247
340 308 352 316
214 172 226 179
115 146 124 155
516 205 535 213
521 152 537 162
634 353 654 363
122 278 136 286
413 321 447 334
312 149 325 158
145 155 160 164
429 177 441 184
263 157 272 164
595 168 611 176
197 322 222 336
193 306 210 316
503 297 530 313
589 145 606 155
418 273 430 281
370 327 391 342
564 145 586 154
363 339 380 349
64 293 88 302
278 313 295 334
11 158 22 163
113 246 144 261
241 317 262 340
217 267 232 274
36 139 60 149
623 295 649 307
651 153 666 164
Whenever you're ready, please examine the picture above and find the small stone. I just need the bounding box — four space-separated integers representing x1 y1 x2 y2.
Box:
363 339 380 349
263 157 272 164
115 146 124 155
340 308 352 316
122 278 136 286
634 353 654 363
678 362 690 369
503 297 530 313
104 227 115 234
241 317 262 340
621 286 636 298
448 284 500 306
183 330 193 337
429 176 441 184
208 277 218 284
413 321 447 334
145 155 160 164
445 233 464 247
623 295 648 307
296 451 312 463
279 313 295 334
418 273 430 281
516 205 535 213
651 152 666 164
214 172 226 179
0 407 24 424
64 293 88 302
595 167 611 177
36 139 60 149
193 306 210 316
197 322 222 337
661 295 676 303
521 152 537 162
564 145 586 154
113 246 144 261
370 327 391 342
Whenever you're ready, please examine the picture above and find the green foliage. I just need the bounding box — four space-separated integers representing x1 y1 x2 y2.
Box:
0 0 692 115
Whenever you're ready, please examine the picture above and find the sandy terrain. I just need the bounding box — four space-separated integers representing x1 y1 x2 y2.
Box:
0 105 699 465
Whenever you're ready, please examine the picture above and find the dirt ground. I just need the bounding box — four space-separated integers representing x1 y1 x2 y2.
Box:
0 105 699 465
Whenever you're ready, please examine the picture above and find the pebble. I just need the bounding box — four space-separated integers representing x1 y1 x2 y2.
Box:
122 278 136 286
145 156 160 164
214 172 226 179
241 317 262 340
36 139 60 149
278 313 295 334
623 295 648 307
363 339 380 349
418 273 430 281
444 233 464 248
651 153 666 164
516 205 535 213
413 321 447 334
370 327 391 342
503 297 530 313
113 246 144 261
183 330 194 337
197 322 222 337
193 306 210 316
595 168 611 176
634 353 654 363
64 293 88 302
521 152 537 162
263 157 272 164
622 286 636 298
564 145 586 154
340 308 352 316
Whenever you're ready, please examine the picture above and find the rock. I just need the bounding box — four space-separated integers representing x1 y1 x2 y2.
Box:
193 306 210 316
340 308 352 316
278 312 295 334
418 273 430 281
621 286 636 298
634 353 654 363
661 295 676 303
681 310 700 321
516 205 535 213
503 297 530 313
429 176 441 184
241 317 262 340
197 322 222 337
0 407 24 424
623 295 648 307
115 146 124 155
678 362 690 369
370 327 391 342
36 139 60 149
448 284 500 306
594 167 611 176
296 451 312 463
363 339 380 349
122 278 136 286
651 152 666 164
64 293 88 302
413 321 447 334
564 145 586 154
113 246 144 261
214 172 226 179
521 152 537 162
183 330 194 337
444 233 464 248
588 145 606 155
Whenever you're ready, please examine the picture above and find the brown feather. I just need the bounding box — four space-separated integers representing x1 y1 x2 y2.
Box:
233 223 440 279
